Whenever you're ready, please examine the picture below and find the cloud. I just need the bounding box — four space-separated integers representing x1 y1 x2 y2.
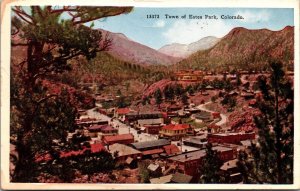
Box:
235 10 271 23
153 20 166 28
163 19 232 44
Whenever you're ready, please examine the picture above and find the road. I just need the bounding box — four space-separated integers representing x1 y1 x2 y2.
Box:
196 102 228 126
87 107 158 142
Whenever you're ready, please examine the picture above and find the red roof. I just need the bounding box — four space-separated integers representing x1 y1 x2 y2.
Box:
116 108 131 115
90 143 106 153
163 144 181 155
142 148 164 156
162 124 190 131
88 125 104 131
36 143 106 162
103 133 134 143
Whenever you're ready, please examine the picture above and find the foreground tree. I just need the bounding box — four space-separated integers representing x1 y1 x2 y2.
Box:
237 61 293 184
11 6 132 182
199 143 225 183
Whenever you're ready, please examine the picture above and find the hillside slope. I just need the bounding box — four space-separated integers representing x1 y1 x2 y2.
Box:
175 26 294 71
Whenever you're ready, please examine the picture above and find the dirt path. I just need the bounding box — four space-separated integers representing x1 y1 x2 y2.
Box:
196 102 228 126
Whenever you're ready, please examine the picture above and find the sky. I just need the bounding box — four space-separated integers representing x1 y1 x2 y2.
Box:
90 8 294 50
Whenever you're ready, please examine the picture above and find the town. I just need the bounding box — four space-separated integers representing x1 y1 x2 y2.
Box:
25 69 293 183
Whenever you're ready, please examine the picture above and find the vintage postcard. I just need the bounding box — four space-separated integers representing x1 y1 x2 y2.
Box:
1 0 299 190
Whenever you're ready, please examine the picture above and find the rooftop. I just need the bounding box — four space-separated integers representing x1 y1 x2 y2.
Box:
168 150 205 163
163 144 181 155
116 108 131 115
220 159 238 171
108 143 141 157
103 133 134 143
131 139 171 150
171 172 193 183
162 124 190 131
142 148 164 156
150 175 173 184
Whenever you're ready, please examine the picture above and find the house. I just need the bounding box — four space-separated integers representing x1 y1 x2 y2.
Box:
205 85 214 90
107 143 142 166
208 132 255 144
125 111 164 124
143 124 163 134
175 70 203 82
115 108 132 121
148 163 162 177
88 124 118 138
102 133 134 145
171 172 193 183
159 124 193 141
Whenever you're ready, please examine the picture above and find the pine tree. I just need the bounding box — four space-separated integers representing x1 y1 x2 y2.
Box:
237 61 293 184
199 143 225 183
10 6 132 182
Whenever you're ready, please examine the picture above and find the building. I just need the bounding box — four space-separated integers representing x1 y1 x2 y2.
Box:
163 144 181 156
115 108 132 121
131 139 171 151
159 124 193 141
107 143 142 165
88 124 118 138
148 163 162 177
168 150 206 178
208 132 255 144
125 111 164 124
175 70 203 82
130 139 171 158
137 118 164 126
143 124 163 134
183 135 207 149
102 133 134 145
220 159 243 183
168 145 235 179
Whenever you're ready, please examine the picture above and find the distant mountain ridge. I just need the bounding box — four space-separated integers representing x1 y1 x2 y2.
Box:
176 26 294 71
100 29 181 66
158 36 220 58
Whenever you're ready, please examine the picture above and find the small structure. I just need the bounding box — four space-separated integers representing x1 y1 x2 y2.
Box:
115 108 132 121
102 133 134 145
207 124 221 133
147 163 162 177
150 174 173 184
108 143 142 166
170 172 193 183
175 70 203 82
220 159 242 183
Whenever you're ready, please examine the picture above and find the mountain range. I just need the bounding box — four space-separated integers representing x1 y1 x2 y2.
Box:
100 29 181 66
158 36 220 58
176 26 294 71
